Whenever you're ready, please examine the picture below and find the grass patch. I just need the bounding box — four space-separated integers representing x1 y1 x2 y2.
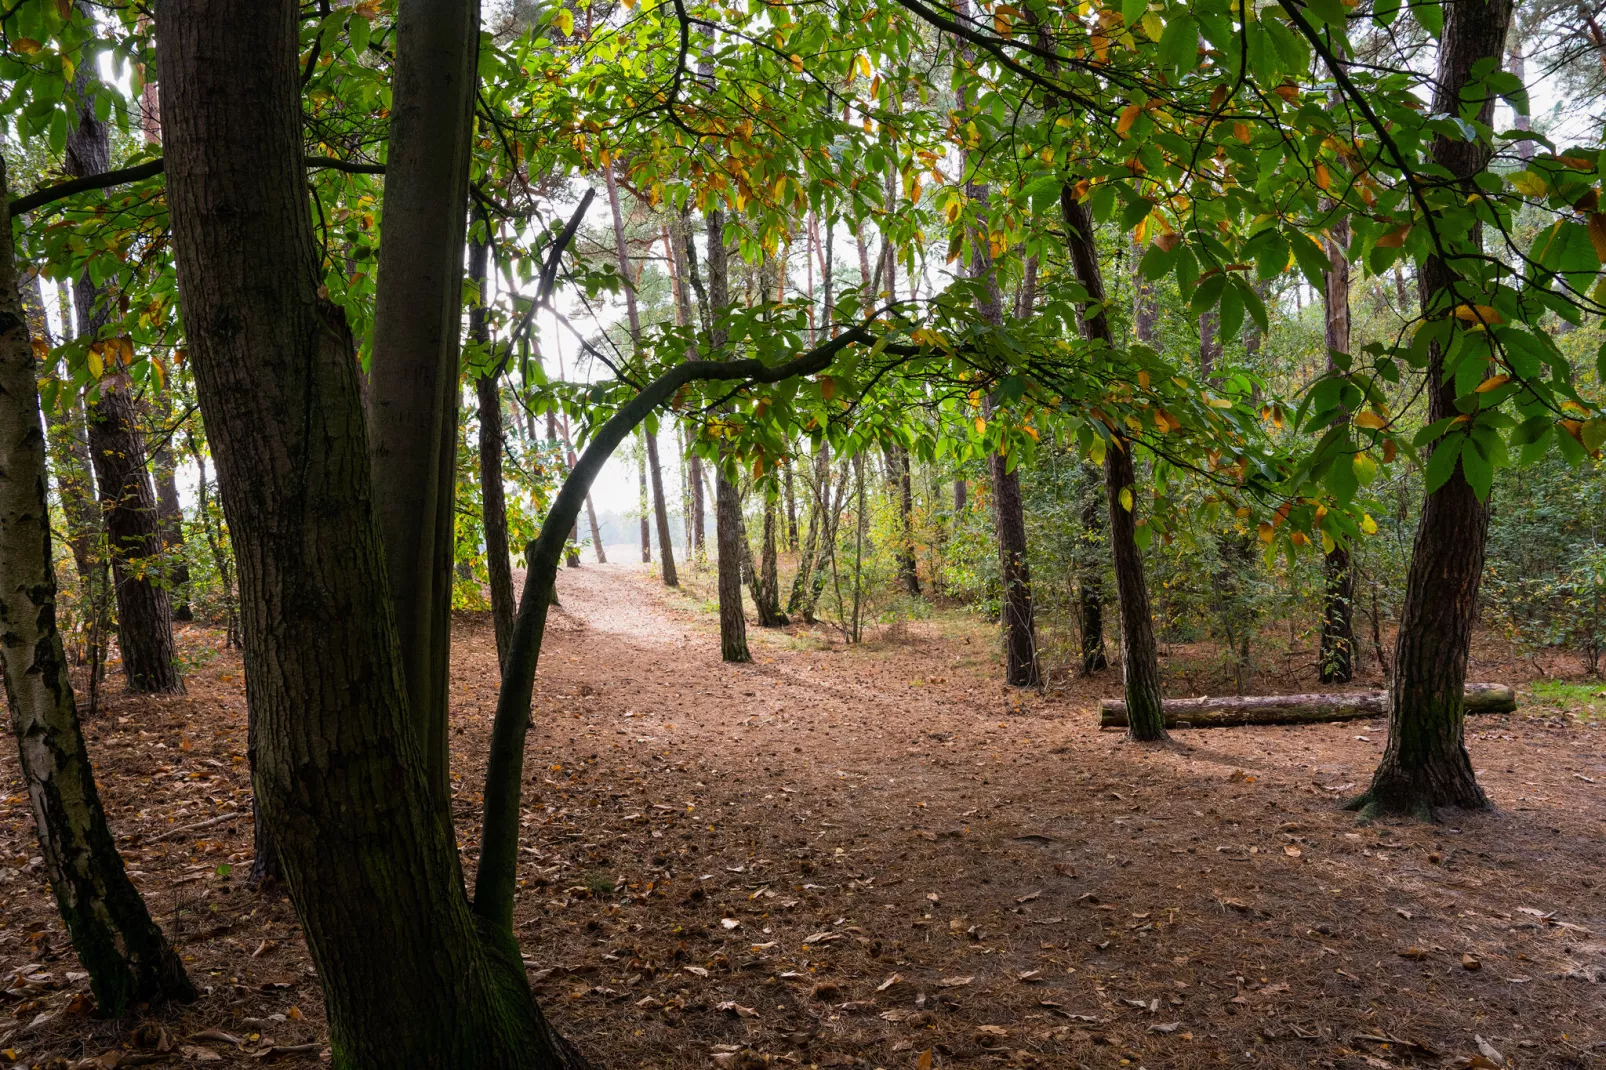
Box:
1527 679 1606 718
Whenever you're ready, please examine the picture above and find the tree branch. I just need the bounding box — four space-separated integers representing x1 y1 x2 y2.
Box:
8 155 385 217
471 323 878 938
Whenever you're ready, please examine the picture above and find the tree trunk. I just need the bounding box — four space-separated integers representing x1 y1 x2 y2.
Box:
159 4 592 1066
755 489 787 626
1099 683 1516 729
1060 186 1164 739
1078 466 1109 674
704 208 750 659
65 33 182 696
638 446 651 563
364 0 478 811
1320 210 1355 684
151 394 192 621
784 457 798 552
965 181 1039 687
894 445 920 597
604 165 676 584
0 155 195 1014
470 228 516 671
1362 0 1512 816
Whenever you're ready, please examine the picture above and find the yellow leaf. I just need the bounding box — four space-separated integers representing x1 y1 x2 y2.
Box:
752 456 765 478
944 198 962 223
1116 103 1142 137
1353 410 1387 430
1473 374 1510 393
1321 531 1335 554
12 37 42 55
1140 11 1164 39
1232 122 1251 143
790 54 803 73
975 416 987 434
87 346 104 379
1314 163 1331 190
1119 487 1134 512
918 1052 933 1070
1510 170 1547 197
1022 424 1039 442
819 375 835 400
1360 513 1378 535
1137 370 1150 388
1453 304 1502 325
553 8 574 35
1257 521 1274 543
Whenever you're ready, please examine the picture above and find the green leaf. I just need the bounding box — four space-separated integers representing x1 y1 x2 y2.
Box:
1423 435 1463 495
1373 0 1401 26
1158 15 1199 77
1459 439 1493 500
1412 0 1443 38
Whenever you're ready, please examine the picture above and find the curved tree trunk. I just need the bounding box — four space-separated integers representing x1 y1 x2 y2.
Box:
1060 186 1164 738
0 157 195 1014
1361 0 1512 816
65 33 182 695
158 3 591 1065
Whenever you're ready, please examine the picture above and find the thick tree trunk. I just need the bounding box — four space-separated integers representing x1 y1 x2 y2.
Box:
1061 186 1163 738
638 447 651 563
0 157 195 1014
1099 683 1516 729
470 231 516 670
158 4 590 1066
1320 210 1355 684
754 490 787 626
65 38 182 696
364 0 478 810
1363 0 1512 816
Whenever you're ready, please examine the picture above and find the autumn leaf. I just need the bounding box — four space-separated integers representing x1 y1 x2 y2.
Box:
1116 103 1142 137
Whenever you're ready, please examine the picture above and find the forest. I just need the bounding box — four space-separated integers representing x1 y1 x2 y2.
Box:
0 0 1604 1065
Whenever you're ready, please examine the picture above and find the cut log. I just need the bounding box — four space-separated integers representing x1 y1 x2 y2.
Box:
1097 683 1516 729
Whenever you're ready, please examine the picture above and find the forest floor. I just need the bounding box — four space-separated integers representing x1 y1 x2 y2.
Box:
3 560 1606 1070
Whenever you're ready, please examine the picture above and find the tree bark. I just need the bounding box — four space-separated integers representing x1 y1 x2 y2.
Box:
783 456 798 551
1362 0 1512 816
150 393 192 621
1061 186 1164 739
705 208 750 659
1099 683 1515 729
66 27 182 695
893 445 920 597
1320 209 1355 684
158 4 591 1065
1078 466 1108 674
364 0 479 810
470 227 516 671
965 180 1039 687
0 155 195 1014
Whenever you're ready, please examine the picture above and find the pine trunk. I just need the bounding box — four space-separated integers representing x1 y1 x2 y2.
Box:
716 471 751 661
158 4 590 1065
0 155 195 1014
1078 467 1108 674
1363 0 1511 815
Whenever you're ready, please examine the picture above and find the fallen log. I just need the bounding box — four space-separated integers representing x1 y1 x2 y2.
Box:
1098 683 1516 729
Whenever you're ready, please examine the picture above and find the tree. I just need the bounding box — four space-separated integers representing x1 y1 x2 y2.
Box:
604 163 677 585
1060 188 1165 740
1320 210 1356 684
365 0 479 808
1355 0 1515 815
470 216 517 670
64 17 182 694
0 153 194 1015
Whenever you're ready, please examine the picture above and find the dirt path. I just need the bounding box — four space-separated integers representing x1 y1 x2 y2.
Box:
3 561 1605 1068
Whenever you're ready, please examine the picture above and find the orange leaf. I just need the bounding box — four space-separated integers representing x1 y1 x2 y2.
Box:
1375 223 1411 249
1116 103 1142 137
1589 213 1606 262
1452 304 1503 325
1474 374 1510 393
1353 411 1387 430
819 375 835 400
1314 163 1331 191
